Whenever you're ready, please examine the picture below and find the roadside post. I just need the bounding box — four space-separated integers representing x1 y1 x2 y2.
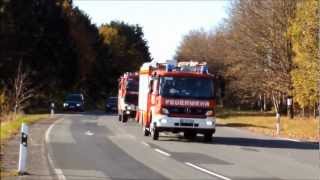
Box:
50 102 55 117
287 96 293 119
276 113 280 135
18 123 28 175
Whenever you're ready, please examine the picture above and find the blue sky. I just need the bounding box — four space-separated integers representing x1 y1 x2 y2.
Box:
73 1 230 62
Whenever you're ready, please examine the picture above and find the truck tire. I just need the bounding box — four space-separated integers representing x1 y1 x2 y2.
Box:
122 113 128 123
143 127 150 136
204 132 213 142
152 127 159 140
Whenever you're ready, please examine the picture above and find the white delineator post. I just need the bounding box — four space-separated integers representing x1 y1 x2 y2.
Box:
276 113 280 135
18 123 28 175
50 102 55 117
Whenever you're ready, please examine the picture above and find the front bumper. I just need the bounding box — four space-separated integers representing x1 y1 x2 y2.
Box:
151 115 216 134
63 106 83 111
123 104 137 118
124 110 136 118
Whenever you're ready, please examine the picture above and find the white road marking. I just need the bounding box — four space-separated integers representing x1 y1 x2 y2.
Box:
185 162 232 180
141 141 150 147
85 130 94 136
108 134 136 139
62 169 107 178
154 148 171 157
45 118 66 180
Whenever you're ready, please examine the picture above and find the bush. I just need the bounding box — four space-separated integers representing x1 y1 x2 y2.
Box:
0 88 14 122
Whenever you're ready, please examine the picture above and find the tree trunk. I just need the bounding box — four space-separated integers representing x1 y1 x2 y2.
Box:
259 94 263 112
272 93 281 135
263 93 267 111
13 104 17 120
313 103 316 118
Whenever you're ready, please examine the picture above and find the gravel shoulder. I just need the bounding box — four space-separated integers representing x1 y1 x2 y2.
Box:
1 116 60 180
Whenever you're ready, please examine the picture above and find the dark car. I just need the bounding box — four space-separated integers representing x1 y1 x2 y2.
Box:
105 97 117 113
63 93 85 112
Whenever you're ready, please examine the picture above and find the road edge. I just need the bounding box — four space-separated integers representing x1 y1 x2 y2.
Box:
45 118 66 180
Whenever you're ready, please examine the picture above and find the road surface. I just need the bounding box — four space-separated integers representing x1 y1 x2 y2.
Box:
46 113 319 180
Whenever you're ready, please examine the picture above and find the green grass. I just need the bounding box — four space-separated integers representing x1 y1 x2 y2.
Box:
0 114 48 142
0 169 18 177
217 110 319 141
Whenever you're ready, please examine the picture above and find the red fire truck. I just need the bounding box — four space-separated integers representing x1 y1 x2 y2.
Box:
137 61 216 141
118 72 139 123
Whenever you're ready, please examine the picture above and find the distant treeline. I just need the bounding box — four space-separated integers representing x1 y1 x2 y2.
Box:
0 0 151 114
176 0 319 117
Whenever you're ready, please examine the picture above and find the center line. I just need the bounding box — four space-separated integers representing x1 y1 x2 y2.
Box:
154 148 171 157
185 162 231 180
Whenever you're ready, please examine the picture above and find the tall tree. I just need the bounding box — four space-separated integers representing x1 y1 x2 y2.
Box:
1 0 152 111
98 21 151 95
289 0 319 115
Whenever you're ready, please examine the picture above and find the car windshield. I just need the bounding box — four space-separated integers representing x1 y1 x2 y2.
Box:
65 94 82 102
107 98 117 104
126 79 139 92
159 77 214 99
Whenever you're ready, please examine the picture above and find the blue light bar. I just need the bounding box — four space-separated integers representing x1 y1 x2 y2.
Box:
201 65 208 74
166 64 175 72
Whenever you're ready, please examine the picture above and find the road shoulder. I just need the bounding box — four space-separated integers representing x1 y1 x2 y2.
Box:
1 116 60 180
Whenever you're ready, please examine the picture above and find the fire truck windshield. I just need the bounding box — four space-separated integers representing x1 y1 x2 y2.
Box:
126 79 139 92
159 77 214 99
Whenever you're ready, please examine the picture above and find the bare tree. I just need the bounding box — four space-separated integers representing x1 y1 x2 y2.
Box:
11 61 34 118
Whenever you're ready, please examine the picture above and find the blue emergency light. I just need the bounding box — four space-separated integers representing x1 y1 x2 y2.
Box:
165 64 175 72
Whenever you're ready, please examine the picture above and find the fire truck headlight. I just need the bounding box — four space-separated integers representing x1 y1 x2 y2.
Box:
127 106 131 110
126 111 130 114
161 108 169 115
160 118 167 124
206 110 214 116
63 103 68 107
206 120 213 126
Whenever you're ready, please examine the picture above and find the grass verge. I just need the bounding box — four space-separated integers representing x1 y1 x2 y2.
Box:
217 111 319 141
0 169 18 177
0 114 49 142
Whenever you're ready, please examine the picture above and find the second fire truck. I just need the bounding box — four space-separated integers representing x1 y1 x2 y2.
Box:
118 72 139 122
136 60 216 141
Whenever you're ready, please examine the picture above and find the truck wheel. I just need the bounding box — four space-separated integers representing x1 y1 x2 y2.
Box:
184 132 196 139
122 114 128 123
143 127 150 136
152 127 159 140
204 132 213 142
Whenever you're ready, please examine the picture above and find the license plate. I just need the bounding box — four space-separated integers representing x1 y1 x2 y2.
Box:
180 119 194 124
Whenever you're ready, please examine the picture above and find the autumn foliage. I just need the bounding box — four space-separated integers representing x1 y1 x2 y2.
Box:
0 0 151 113
176 0 319 117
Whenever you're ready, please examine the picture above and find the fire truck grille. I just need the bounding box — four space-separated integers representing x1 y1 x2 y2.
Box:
166 107 207 118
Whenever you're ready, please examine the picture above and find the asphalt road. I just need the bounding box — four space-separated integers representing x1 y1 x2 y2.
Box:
46 113 319 180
